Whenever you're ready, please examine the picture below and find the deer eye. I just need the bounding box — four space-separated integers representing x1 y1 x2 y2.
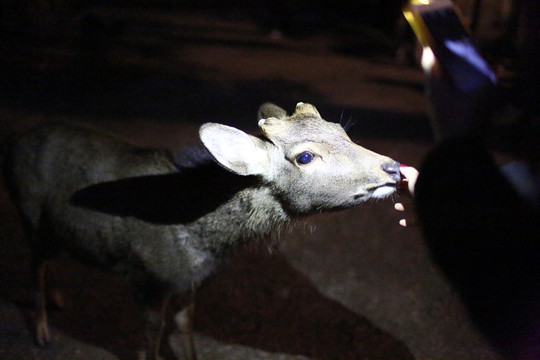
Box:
296 151 314 165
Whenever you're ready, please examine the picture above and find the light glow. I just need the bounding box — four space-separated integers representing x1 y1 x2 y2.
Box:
421 46 436 73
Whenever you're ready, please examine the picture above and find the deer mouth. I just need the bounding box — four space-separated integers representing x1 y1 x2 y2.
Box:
353 182 397 202
370 182 398 199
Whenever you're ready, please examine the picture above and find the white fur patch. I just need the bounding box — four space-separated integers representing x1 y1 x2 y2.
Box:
372 185 396 199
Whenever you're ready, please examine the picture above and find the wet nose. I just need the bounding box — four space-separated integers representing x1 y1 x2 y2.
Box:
381 161 401 182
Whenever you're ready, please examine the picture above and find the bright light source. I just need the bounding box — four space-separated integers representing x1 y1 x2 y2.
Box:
421 46 435 73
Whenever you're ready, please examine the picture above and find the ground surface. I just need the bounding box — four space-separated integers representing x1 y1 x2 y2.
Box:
0 5 503 360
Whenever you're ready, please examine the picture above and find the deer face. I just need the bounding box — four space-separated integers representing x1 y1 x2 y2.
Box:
200 102 400 214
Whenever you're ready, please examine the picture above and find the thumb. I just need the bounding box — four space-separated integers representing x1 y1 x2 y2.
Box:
399 166 419 196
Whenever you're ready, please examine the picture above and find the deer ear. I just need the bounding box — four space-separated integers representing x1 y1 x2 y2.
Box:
199 123 270 176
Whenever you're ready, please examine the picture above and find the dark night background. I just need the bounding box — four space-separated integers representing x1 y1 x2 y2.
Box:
0 1 538 359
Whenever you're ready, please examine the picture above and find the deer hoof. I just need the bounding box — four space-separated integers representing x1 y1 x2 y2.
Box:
35 319 51 347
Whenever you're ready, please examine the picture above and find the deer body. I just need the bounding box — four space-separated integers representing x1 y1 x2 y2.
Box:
3 103 400 360
7 123 276 290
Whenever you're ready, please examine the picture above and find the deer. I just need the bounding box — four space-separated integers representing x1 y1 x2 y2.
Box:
2 102 401 360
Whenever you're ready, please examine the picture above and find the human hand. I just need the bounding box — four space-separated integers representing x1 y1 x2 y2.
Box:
394 166 419 227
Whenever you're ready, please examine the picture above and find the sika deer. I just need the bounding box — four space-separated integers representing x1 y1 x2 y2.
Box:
3 102 400 359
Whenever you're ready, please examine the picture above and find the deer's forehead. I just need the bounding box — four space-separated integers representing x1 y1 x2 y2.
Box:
260 115 348 145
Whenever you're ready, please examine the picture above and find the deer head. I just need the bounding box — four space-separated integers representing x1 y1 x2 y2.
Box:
200 102 400 214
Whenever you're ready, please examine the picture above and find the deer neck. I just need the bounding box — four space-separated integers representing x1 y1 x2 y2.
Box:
187 186 290 256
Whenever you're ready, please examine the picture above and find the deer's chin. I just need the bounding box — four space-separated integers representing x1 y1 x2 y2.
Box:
351 184 396 204
371 184 397 199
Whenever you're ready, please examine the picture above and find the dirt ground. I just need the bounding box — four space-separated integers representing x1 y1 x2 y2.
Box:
0 4 505 360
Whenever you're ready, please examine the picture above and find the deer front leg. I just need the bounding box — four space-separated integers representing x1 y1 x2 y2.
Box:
143 296 170 360
34 259 51 347
174 301 197 360
45 261 65 309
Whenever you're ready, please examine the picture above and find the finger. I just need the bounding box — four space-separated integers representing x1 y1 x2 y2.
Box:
399 166 419 181
399 166 419 195
400 218 420 228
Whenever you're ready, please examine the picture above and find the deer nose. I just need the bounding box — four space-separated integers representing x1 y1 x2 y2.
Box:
381 161 401 182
